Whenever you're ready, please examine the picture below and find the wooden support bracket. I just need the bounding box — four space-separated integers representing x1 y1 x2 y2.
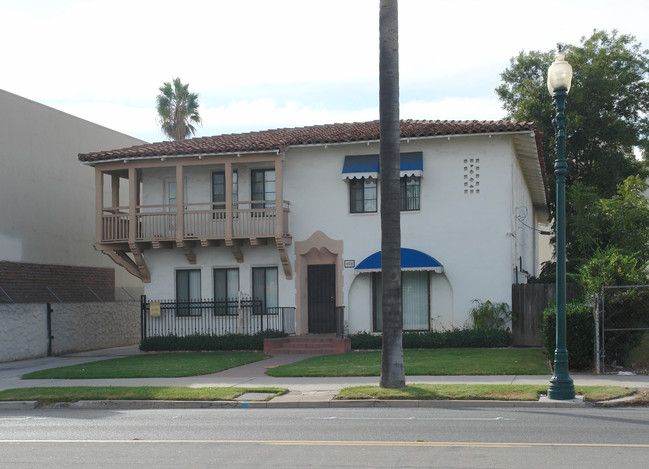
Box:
225 238 243 263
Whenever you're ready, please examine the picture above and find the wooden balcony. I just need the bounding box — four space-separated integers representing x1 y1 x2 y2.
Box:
100 200 290 244
96 200 292 283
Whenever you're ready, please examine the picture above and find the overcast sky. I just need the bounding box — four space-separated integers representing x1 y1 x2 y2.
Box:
3 0 649 144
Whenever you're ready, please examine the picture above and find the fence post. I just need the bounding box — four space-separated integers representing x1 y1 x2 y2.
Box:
601 287 607 373
46 303 53 357
594 292 601 374
140 295 146 343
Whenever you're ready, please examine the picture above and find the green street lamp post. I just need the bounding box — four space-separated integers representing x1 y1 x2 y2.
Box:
547 47 576 400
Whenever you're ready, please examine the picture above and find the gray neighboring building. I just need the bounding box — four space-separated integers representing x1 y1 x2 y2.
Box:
0 89 147 302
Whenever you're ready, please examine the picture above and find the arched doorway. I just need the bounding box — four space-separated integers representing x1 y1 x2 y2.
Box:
294 231 344 335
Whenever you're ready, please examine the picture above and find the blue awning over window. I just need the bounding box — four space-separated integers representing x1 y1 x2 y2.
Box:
355 248 443 273
342 155 380 180
400 152 423 177
342 152 423 179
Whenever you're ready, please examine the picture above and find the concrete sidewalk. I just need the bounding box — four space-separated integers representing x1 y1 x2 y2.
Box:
1 345 647 409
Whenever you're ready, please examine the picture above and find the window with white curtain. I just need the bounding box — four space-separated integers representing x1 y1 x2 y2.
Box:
372 271 430 331
214 268 239 315
252 267 278 313
176 269 201 316
251 169 276 209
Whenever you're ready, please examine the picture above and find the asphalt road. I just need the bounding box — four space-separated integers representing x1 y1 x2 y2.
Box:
1 406 649 468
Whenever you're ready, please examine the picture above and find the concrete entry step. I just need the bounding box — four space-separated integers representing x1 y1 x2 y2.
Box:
263 336 351 355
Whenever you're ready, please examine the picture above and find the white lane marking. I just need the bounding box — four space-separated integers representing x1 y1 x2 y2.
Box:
307 416 514 421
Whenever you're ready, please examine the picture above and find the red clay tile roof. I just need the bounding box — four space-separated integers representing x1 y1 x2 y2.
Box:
78 119 539 163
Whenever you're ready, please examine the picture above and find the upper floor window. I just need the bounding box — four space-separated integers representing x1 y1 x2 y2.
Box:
251 169 276 209
350 177 377 213
343 152 422 214
212 171 238 211
400 176 420 211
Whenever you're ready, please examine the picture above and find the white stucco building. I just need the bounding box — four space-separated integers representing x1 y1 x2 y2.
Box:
79 120 549 334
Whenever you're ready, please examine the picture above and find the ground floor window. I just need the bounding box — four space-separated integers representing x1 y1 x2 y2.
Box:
214 268 239 315
252 267 278 313
176 269 201 316
372 271 430 331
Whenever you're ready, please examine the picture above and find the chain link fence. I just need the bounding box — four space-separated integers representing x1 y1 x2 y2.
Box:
596 285 649 373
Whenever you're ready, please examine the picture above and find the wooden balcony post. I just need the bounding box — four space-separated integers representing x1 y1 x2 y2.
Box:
111 174 120 209
275 157 284 238
128 166 137 243
225 162 233 239
175 164 184 241
95 168 104 244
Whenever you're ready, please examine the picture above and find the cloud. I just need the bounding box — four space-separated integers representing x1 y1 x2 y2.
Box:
401 97 506 122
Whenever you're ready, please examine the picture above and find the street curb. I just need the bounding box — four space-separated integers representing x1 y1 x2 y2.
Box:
0 401 38 410
0 398 591 410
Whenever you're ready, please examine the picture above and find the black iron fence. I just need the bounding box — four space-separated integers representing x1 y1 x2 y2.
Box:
140 295 296 340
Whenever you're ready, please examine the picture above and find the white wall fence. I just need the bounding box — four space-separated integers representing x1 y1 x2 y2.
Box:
0 301 140 363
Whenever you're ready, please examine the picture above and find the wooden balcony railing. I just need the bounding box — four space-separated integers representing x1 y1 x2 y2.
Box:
101 201 290 244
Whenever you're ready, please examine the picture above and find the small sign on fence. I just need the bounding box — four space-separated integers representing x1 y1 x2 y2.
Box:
150 301 161 317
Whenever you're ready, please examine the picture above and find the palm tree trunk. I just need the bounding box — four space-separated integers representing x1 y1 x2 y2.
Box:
379 0 405 389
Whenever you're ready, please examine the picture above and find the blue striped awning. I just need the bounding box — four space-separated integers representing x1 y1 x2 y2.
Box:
355 248 443 273
342 152 423 179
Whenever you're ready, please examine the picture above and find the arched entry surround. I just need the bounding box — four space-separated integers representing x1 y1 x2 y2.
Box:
294 231 344 335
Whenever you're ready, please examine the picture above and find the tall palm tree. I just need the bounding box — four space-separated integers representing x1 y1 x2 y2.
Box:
156 78 202 141
379 0 405 389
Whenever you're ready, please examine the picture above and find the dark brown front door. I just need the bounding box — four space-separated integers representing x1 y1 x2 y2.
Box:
308 264 336 333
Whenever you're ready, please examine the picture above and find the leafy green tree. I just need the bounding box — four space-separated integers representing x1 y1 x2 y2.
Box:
156 78 202 141
568 175 649 270
497 30 649 201
575 247 648 297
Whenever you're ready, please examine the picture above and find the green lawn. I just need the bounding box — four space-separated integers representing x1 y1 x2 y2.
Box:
335 384 636 402
0 384 634 404
22 352 269 379
265 348 550 377
0 386 287 403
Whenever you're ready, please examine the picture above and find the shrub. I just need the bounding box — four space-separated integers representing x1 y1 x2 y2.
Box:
542 299 594 370
349 328 512 350
139 330 287 352
349 331 382 349
469 300 512 331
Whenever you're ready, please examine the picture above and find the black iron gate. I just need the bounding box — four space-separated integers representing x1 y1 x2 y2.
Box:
308 264 336 333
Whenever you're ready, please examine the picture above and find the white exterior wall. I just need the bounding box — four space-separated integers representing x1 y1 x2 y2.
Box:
140 133 542 332
0 89 146 288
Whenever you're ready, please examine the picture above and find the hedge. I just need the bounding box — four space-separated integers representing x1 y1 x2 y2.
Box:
139 330 287 352
350 328 512 350
542 300 594 370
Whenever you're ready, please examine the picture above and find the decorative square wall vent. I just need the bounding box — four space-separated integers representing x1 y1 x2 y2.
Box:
463 158 480 194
